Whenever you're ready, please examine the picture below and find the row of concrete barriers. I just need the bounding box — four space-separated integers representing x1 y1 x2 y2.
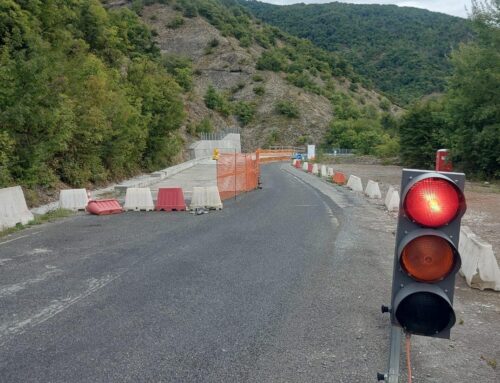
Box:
65 186 223 214
292 159 400 212
0 185 224 229
291 159 500 291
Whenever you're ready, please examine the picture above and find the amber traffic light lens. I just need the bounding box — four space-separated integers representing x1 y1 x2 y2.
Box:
401 235 456 282
404 178 462 227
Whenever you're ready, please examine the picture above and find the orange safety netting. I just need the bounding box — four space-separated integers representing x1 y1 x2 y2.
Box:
256 149 294 163
217 152 260 200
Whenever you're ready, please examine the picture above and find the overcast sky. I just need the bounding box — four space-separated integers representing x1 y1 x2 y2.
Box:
259 1 473 18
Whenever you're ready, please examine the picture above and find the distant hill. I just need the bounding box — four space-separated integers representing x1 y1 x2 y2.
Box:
238 0 472 104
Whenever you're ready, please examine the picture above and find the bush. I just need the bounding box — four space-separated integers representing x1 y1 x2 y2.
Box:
167 16 185 29
233 101 255 125
286 72 322 94
252 74 264 82
380 98 391 111
204 86 231 116
195 118 214 134
161 55 193 91
256 50 287 72
275 100 300 118
208 38 220 48
253 85 265 96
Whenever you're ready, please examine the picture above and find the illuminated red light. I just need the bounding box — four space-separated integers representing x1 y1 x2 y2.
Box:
404 178 462 227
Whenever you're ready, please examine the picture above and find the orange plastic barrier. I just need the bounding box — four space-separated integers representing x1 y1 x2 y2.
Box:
294 160 302 169
307 163 313 173
156 188 186 211
217 152 260 200
257 149 294 163
333 172 347 185
87 199 123 215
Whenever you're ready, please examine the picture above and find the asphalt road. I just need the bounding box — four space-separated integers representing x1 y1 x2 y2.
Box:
0 163 413 382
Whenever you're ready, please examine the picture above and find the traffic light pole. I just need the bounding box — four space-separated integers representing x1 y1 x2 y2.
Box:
378 324 402 382
387 325 402 383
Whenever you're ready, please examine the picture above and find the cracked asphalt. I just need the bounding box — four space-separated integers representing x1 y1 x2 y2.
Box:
0 163 497 382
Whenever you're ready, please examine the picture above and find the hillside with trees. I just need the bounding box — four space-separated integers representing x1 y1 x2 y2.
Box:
239 0 472 105
135 0 400 157
0 0 186 194
399 0 500 179
0 0 402 198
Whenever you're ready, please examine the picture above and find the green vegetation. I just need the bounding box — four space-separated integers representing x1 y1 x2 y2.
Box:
0 209 74 238
233 101 255 125
0 0 187 190
161 54 194 91
324 99 399 158
253 85 265 96
252 74 264 82
240 0 472 104
275 100 299 118
400 1 500 179
204 85 232 116
167 15 185 29
194 118 214 135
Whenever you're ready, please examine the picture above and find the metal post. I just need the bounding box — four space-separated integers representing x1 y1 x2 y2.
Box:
387 325 402 383
234 149 237 201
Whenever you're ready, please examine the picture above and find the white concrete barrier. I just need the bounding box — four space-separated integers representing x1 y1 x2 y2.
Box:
385 186 395 207
346 175 363 192
190 186 223 210
59 189 89 211
0 186 34 230
459 226 500 291
312 163 319 175
124 188 154 211
385 187 400 212
302 162 308 171
327 168 334 177
365 180 382 199
320 165 327 177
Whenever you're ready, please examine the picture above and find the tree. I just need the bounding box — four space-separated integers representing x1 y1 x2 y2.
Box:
399 99 450 169
446 0 500 178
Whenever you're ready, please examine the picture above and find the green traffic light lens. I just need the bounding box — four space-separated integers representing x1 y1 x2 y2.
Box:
395 292 456 336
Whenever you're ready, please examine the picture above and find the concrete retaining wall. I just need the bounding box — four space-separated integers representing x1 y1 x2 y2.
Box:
115 157 210 193
189 133 241 159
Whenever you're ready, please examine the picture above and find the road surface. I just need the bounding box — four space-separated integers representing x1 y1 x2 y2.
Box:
0 163 497 382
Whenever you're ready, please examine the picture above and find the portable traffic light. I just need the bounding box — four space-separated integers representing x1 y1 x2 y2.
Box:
390 169 466 338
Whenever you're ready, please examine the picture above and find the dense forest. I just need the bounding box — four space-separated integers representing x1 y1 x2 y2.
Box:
0 0 190 193
399 0 499 179
239 0 472 105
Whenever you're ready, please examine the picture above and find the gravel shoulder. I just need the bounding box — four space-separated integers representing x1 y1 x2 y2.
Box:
320 160 500 262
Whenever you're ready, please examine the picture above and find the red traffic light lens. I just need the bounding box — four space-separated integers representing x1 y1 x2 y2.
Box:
401 235 457 282
404 178 462 227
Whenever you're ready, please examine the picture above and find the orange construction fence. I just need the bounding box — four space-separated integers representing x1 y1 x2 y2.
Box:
217 152 260 200
257 149 294 163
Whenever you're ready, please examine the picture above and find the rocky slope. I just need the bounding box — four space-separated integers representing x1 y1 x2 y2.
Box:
139 2 399 151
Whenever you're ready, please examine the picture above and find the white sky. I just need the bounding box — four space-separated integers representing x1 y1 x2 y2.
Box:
259 1 473 18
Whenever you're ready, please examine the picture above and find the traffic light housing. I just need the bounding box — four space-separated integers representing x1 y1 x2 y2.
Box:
390 169 466 338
